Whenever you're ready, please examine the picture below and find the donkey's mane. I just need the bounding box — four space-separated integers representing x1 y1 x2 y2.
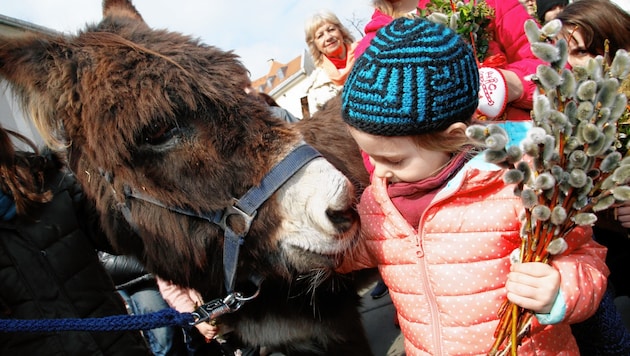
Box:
76 32 189 74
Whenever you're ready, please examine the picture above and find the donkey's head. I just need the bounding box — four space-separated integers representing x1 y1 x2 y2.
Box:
0 0 359 297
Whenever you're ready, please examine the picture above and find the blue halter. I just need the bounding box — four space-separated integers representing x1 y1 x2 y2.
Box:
120 143 322 321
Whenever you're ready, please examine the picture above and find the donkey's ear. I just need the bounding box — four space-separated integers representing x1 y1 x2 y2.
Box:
0 35 75 148
0 34 70 98
103 0 145 23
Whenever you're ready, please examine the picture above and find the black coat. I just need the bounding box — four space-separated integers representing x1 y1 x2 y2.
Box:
98 252 157 293
0 154 150 356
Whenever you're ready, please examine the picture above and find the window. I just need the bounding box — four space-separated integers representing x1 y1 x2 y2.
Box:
266 75 276 90
276 66 287 80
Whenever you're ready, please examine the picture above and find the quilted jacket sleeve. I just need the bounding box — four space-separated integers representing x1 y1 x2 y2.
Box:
336 185 381 273
156 276 203 313
549 226 609 324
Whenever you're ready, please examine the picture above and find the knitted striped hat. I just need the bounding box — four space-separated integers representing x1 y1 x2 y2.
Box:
342 17 479 136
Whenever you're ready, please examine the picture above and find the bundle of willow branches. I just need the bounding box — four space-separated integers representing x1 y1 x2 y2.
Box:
466 19 630 355
417 0 494 62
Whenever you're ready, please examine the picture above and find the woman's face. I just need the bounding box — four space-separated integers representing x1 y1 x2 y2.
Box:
558 27 595 68
313 22 345 59
347 126 452 183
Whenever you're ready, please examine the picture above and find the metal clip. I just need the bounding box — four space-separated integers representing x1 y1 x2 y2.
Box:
190 293 244 326
219 202 256 235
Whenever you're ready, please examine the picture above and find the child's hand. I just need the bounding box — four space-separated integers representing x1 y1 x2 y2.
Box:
616 201 630 228
195 321 220 342
505 262 560 314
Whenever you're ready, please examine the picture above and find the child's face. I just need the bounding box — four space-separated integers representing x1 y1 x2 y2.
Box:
348 126 452 183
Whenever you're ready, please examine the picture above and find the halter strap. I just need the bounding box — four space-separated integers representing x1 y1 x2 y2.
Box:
220 144 321 292
121 143 322 294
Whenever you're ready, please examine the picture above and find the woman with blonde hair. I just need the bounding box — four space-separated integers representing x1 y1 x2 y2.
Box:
303 10 357 114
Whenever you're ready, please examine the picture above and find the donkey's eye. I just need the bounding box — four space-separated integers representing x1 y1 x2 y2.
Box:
143 123 181 146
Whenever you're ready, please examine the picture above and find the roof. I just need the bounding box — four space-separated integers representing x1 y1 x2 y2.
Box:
252 54 305 94
0 14 58 36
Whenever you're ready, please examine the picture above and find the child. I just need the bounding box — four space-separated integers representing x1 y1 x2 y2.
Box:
338 17 609 355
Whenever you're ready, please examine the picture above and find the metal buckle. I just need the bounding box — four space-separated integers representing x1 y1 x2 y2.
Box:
219 202 256 235
190 293 244 326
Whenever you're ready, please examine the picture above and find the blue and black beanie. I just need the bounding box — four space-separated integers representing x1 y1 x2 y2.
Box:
342 17 479 136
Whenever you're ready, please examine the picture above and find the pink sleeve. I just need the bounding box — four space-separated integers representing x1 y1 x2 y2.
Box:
551 227 610 324
486 0 543 110
336 186 381 273
355 9 394 58
417 0 543 110
156 277 204 313
355 33 376 59
552 241 609 323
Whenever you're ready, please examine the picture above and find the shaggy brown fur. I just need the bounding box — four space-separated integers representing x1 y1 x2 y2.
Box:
296 94 370 195
0 1 372 354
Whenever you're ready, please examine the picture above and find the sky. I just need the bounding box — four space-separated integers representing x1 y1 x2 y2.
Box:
1 0 373 80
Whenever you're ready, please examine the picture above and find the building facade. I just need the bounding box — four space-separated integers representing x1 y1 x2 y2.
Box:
251 49 316 120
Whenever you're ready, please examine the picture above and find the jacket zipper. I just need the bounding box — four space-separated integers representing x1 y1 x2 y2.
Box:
415 171 467 356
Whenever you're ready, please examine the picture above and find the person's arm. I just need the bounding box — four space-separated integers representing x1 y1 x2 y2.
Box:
268 106 300 123
99 252 151 287
500 69 525 104
156 277 220 341
336 237 377 274
336 184 383 274
491 0 543 110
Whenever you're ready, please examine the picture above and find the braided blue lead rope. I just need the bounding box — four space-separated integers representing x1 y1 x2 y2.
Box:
0 308 195 332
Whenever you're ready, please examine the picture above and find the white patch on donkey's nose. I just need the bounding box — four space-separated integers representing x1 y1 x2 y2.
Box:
276 157 358 258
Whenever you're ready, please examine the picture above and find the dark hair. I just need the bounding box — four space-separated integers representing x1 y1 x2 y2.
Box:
258 92 280 107
536 0 568 24
0 125 52 216
556 0 630 63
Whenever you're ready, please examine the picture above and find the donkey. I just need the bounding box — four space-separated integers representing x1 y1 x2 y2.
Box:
0 1 372 354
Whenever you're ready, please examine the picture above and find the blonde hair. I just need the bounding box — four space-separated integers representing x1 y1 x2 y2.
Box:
410 121 477 153
304 10 355 67
372 0 418 19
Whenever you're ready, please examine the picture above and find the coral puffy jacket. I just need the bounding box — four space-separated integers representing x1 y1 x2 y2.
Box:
342 157 609 355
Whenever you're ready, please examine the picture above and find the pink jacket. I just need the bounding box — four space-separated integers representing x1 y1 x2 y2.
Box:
357 0 542 122
156 277 204 313
340 157 609 355
354 8 393 58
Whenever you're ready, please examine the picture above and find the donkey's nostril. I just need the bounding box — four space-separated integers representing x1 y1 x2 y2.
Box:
326 207 358 232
